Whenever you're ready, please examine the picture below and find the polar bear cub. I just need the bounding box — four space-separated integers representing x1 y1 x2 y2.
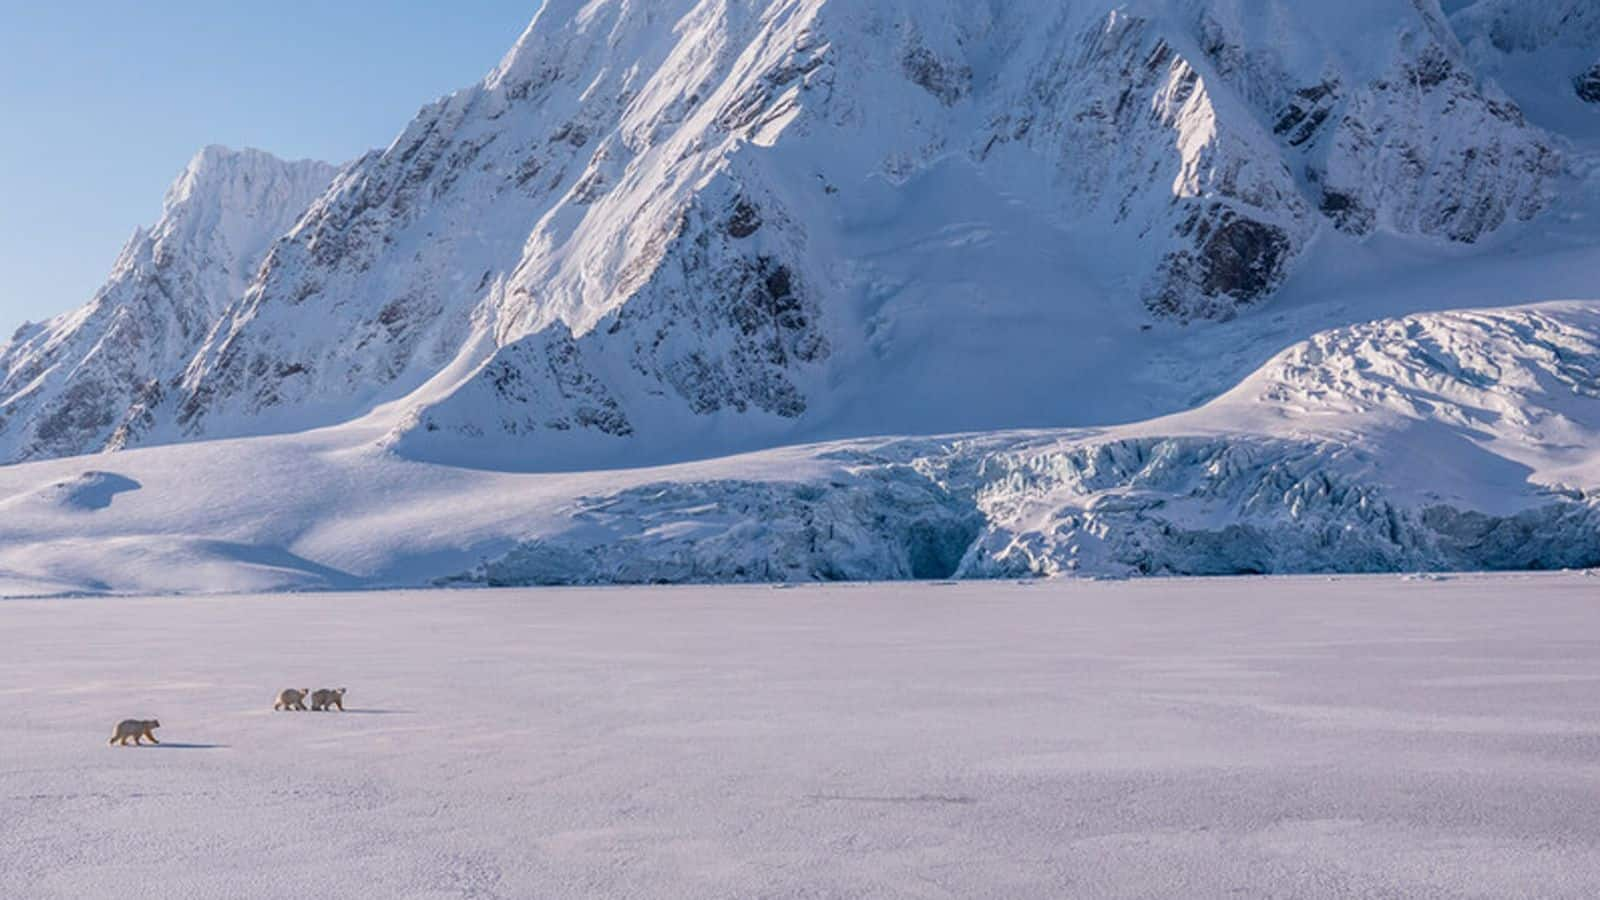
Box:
310 688 346 712
109 719 160 746
274 688 311 711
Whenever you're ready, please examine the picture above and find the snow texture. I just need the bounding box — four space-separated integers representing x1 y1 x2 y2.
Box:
7 576 1600 898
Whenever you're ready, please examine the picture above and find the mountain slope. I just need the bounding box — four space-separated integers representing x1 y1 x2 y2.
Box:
1450 0 1600 150
0 148 336 464
51 0 1561 468
1451 0 1600 54
4 289 1600 595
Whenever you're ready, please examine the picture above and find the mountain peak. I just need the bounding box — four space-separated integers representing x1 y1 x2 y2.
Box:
0 147 337 463
164 145 336 220
0 0 1579 469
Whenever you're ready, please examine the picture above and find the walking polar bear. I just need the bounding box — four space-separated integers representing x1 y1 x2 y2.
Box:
105 686 354 747
274 688 311 711
108 719 160 746
311 688 346 711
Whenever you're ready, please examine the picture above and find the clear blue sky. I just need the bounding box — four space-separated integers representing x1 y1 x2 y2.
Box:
0 2 540 337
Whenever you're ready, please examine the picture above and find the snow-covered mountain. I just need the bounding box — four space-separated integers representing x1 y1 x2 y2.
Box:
0 148 336 463
1 0 1598 592
2 0 1572 468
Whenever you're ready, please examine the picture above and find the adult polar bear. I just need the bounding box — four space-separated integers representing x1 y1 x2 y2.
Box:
108 719 160 746
310 688 346 711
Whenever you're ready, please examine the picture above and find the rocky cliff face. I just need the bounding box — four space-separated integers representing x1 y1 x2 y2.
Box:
3 0 1575 466
1277 35 1556 243
0 148 336 463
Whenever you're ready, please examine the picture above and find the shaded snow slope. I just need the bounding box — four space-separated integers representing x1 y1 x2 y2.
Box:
10 0 1571 467
1452 0 1600 55
1452 0 1600 149
0 148 336 464
6 297 1600 594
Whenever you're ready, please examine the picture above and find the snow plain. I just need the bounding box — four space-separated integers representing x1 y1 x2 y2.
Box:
7 574 1600 898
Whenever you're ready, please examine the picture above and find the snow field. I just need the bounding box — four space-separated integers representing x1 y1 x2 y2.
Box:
7 574 1600 897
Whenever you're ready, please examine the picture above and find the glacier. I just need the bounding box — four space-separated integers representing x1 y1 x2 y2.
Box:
463 303 1600 586
3 300 1600 595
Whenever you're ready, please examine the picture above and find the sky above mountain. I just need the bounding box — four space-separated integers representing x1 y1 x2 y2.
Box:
0 1 537 337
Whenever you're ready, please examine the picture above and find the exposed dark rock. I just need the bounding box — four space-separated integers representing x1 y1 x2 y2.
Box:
31 381 117 454
1273 81 1340 147
902 47 972 107
1200 216 1291 301
1320 189 1375 235
1150 207 1294 320
1406 45 1459 90
717 46 829 132
726 198 762 238
376 300 408 328
1578 64 1600 104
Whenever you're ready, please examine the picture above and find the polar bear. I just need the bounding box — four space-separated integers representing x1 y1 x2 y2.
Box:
310 688 346 712
108 719 160 746
274 688 311 711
